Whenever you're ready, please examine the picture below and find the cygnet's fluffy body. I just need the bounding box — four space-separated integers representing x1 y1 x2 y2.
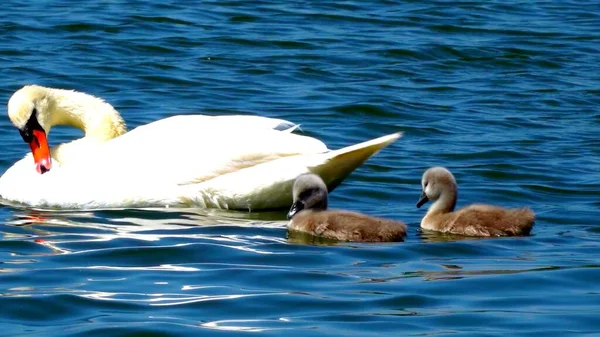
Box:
287 174 407 242
417 167 534 237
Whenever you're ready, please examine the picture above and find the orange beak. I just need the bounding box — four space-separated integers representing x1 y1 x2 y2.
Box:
29 129 52 174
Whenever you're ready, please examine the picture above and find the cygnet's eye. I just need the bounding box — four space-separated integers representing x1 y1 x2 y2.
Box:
424 181 429 188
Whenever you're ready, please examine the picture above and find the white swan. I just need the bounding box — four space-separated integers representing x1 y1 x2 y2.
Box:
0 85 402 210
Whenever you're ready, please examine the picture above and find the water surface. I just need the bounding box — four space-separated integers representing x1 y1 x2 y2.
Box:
0 1 599 336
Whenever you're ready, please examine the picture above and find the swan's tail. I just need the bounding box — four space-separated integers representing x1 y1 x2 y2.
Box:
180 132 402 210
310 132 402 192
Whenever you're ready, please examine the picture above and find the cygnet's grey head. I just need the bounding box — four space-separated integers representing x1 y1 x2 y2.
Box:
417 167 457 208
287 173 328 219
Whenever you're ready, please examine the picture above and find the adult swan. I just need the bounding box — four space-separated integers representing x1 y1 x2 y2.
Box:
0 85 401 210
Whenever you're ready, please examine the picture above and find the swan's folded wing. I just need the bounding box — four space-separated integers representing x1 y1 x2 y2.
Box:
177 151 301 185
84 117 329 187
127 115 301 134
176 132 402 210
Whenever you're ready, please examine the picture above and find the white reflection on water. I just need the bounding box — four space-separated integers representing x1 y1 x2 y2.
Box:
80 289 284 306
83 264 200 272
4 207 288 250
5 206 287 232
201 318 294 332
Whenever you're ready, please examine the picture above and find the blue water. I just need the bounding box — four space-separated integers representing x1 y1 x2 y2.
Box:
1 1 599 335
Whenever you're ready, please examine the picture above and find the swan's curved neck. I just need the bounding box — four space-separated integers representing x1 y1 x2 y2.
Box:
47 88 127 141
428 187 457 214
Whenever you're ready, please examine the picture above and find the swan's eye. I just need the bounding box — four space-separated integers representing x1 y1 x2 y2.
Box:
18 108 41 143
19 127 32 142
